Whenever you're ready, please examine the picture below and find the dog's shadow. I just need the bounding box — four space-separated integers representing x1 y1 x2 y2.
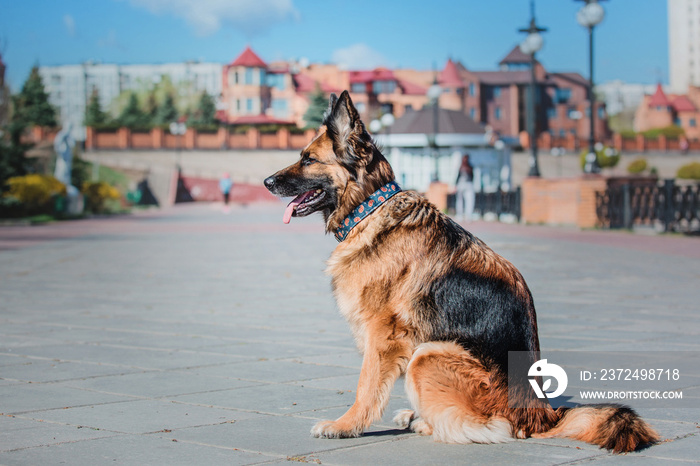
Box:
363 428 414 438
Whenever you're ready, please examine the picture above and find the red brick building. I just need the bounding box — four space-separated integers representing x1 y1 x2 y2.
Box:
218 46 607 143
634 83 700 140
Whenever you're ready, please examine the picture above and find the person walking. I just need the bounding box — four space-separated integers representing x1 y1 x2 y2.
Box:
455 153 475 221
219 173 233 208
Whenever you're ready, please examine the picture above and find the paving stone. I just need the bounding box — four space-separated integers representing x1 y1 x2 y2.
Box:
0 202 698 464
22 398 262 435
0 433 274 465
0 384 131 414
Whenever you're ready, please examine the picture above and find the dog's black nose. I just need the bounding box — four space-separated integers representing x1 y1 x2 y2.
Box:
263 176 276 190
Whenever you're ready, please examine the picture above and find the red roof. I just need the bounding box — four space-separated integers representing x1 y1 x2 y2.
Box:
440 59 463 87
229 46 267 68
349 68 395 83
649 84 671 108
672 95 696 112
293 73 341 94
397 79 426 96
499 45 533 65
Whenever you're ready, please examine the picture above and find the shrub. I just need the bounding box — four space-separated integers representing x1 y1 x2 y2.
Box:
641 125 684 140
579 146 620 171
627 158 648 175
619 129 637 139
82 181 122 214
677 162 700 180
4 174 66 214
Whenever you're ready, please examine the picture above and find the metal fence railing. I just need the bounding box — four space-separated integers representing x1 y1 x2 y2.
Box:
596 180 700 233
447 188 521 221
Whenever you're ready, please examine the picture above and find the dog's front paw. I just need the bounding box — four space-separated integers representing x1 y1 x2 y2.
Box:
311 420 362 439
393 409 415 429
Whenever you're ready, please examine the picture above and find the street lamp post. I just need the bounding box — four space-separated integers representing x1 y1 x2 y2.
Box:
370 113 395 154
427 78 442 182
576 0 606 174
519 2 546 178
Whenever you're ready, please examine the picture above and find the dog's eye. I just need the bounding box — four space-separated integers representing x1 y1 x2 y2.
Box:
302 157 318 166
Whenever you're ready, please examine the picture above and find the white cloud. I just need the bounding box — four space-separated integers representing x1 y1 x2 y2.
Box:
98 29 126 50
63 14 76 37
124 0 299 36
331 43 389 70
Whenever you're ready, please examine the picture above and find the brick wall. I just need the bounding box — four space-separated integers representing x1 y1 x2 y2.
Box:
522 176 607 228
86 127 316 151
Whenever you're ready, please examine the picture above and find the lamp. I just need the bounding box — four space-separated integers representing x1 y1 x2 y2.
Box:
519 1 547 177
427 78 442 182
576 0 607 174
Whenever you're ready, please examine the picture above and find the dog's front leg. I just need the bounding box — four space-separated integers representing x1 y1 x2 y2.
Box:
312 323 412 438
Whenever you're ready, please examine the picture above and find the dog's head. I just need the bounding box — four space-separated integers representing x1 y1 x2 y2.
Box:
264 90 394 232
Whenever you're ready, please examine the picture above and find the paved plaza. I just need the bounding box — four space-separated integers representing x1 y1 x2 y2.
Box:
1 202 699 465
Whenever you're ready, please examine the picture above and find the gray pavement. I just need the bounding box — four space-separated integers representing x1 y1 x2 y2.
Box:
1 202 699 465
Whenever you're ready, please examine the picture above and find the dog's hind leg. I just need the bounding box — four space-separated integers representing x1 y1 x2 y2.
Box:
312 318 413 439
402 341 514 444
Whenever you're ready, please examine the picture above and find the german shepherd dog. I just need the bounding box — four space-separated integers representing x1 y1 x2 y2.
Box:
264 91 658 453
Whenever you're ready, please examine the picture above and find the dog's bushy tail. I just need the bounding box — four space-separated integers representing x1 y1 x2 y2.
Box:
534 404 659 453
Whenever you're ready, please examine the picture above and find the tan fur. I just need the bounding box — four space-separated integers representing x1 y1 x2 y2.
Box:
270 91 658 453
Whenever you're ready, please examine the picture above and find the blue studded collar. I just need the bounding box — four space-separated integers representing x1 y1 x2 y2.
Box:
334 181 401 242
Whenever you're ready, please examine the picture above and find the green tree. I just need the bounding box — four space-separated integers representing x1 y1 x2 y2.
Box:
303 85 327 129
144 92 159 124
85 88 108 127
195 92 216 126
155 93 178 126
0 139 29 187
118 93 149 129
13 66 57 128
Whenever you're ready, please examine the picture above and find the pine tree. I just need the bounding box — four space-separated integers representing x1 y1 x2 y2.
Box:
144 92 159 124
196 92 216 126
188 92 216 127
155 93 178 126
14 66 57 128
118 93 149 129
303 85 328 129
85 88 108 127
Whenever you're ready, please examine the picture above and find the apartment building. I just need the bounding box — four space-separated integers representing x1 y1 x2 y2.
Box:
39 61 222 140
669 0 700 93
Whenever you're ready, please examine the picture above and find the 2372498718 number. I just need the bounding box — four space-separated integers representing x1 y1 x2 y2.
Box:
599 368 680 381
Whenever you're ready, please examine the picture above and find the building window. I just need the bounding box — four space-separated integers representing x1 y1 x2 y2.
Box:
495 106 502 120
272 99 288 118
372 80 396 94
493 86 502 98
691 118 697 127
245 68 254 85
547 107 557 119
267 73 285 90
598 107 605 119
469 83 476 96
555 88 571 103
469 107 476 120
259 69 266 85
568 106 578 119
246 98 253 113
559 129 566 138
351 83 366 93
356 102 366 113
236 99 241 112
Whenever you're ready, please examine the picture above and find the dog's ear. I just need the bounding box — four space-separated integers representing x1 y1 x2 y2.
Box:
322 93 338 123
324 90 365 164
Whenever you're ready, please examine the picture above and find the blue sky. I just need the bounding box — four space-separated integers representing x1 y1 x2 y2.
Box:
1 0 668 91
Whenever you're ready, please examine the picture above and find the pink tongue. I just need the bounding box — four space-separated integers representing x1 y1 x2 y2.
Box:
283 201 299 224
283 191 313 224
